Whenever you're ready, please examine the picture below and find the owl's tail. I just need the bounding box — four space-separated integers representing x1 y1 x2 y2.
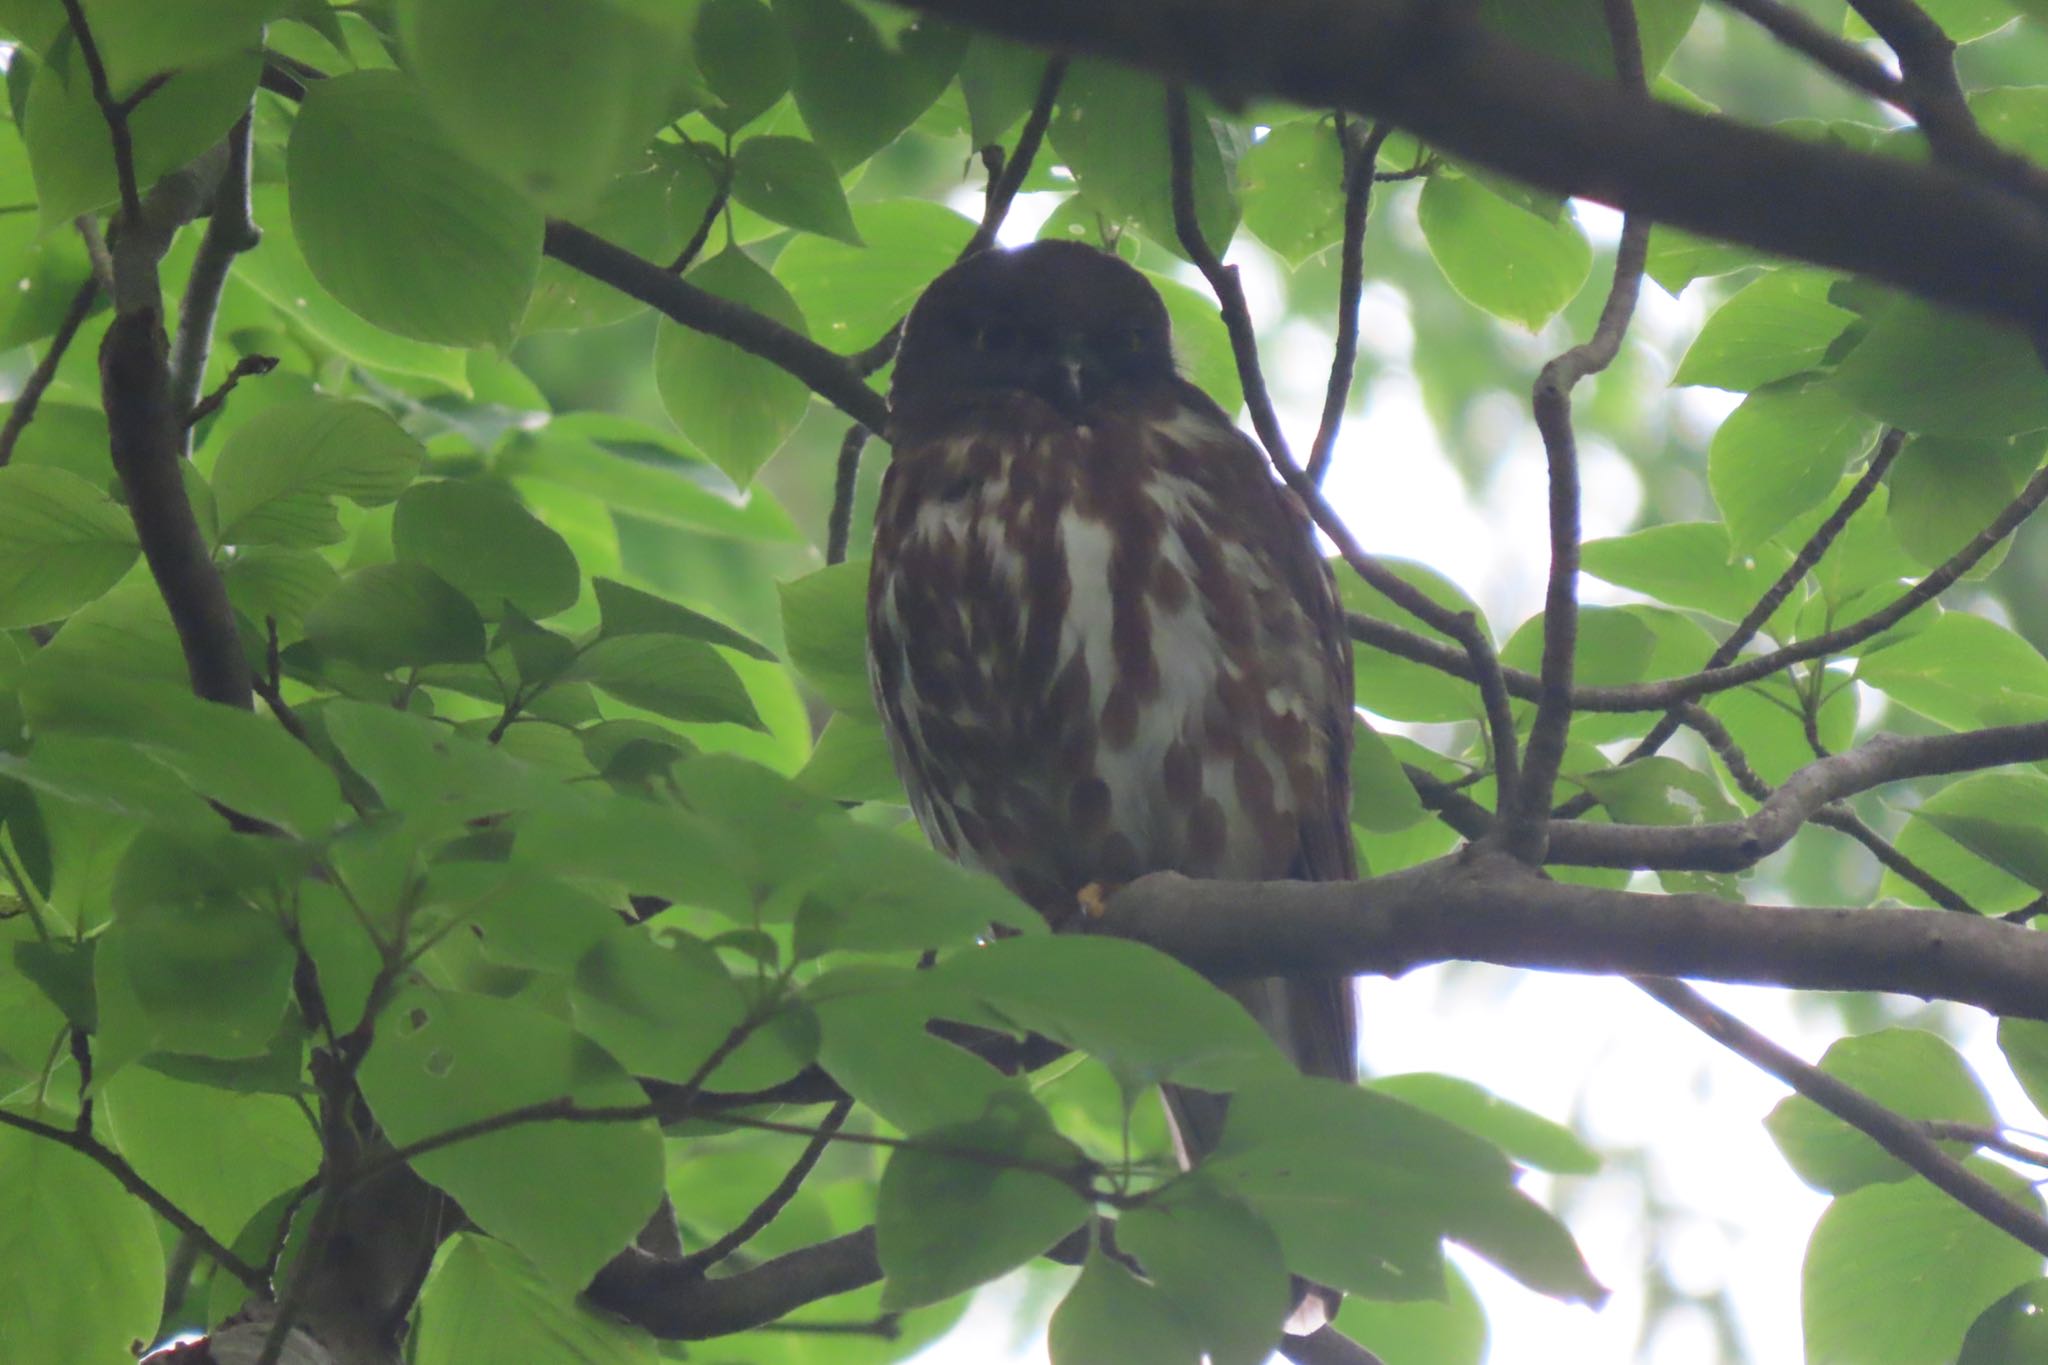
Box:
1161 972 1356 1337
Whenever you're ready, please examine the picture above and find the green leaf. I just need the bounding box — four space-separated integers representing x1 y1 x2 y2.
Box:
1888 784 2042 914
1581 521 1794 626
1856 613 2048 729
1418 171 1591 330
320 700 556 834
1119 1180 1292 1365
305 563 488 670
730 134 861 244
15 0 277 90
776 0 966 167
1578 756 1740 829
0 213 97 352
398 0 694 212
959 36 1048 146
1834 297 2048 438
1049 1249 1202 1365
1366 1073 1600 1175
570 635 764 728
1765 1029 1996 1194
1049 60 1238 261
98 1065 320 1243
23 49 259 225
696 0 794 133
1960 1278 2048 1365
393 480 580 621
495 426 802 544
1804 1162 2042 1365
1336 557 1489 724
213 396 426 547
1646 223 1774 294
1350 718 1426 832
22 670 346 838
794 712 905 802
1673 269 1857 392
358 987 666 1287
289 69 543 346
223 546 343 640
234 185 471 388
1843 0 2017 42
1886 434 2043 572
777 558 872 713
523 157 706 333
413 1233 660 1365
775 198 974 351
808 965 1020 1130
790 815 1039 954
876 1090 1092 1309
2002 1018 2048 1119
1710 379 1879 553
513 791 750 918
0 1126 162 1365
654 246 812 487
0 465 138 628
1912 772 2048 891
1151 271 1244 417
593 577 773 658
569 922 814 1089
1333 1260 1489 1365
930 936 1288 1095
1239 119 1347 266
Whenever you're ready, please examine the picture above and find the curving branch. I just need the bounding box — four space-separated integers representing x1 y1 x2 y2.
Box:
168 110 261 437
1304 116 1390 487
892 0 2048 331
0 276 98 468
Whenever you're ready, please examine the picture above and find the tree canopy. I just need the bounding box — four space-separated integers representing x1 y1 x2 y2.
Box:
4 2 2048 1363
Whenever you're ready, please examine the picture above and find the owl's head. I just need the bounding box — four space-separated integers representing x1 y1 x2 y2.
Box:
892 240 1175 428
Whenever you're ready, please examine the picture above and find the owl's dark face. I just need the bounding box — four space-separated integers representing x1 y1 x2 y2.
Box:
892 240 1176 427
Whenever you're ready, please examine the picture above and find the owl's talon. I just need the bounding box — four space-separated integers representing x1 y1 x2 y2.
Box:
1076 882 1116 919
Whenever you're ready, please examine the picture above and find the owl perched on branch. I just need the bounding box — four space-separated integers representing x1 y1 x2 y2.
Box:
868 240 1357 1332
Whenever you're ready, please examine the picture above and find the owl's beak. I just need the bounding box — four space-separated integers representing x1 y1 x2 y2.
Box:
1047 337 1091 417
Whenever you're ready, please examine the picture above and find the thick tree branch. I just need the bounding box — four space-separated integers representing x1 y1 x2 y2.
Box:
541 220 888 430
893 0 2048 331
1638 976 2048 1257
168 111 260 438
1096 849 2048 1022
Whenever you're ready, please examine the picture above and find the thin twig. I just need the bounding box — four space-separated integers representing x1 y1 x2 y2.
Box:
681 1096 854 1273
0 277 97 468
826 423 868 565
1814 807 1978 913
0 1107 266 1289
669 144 733 274
962 56 1068 259
1305 117 1391 486
185 353 277 429
1637 976 2048 1258
1715 0 1906 106
57 0 142 223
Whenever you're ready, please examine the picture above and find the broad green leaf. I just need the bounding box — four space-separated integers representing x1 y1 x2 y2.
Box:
730 135 861 244
593 578 773 658
794 712 904 802
654 247 812 487
1706 673 1857 790
0 1126 162 1365
1239 119 1347 266
1886 434 2043 572
320 700 556 833
305 563 488 670
1366 1073 1599 1175
1999 1017 2048 1120
1674 269 1856 392
958 36 1048 146
523 156 707 332
398 0 694 212
930 936 1288 1095
1350 718 1426 832
22 670 346 838
0 735 216 835
234 185 472 388
213 396 426 548
1887 782 2042 915
777 0 965 167
290 70 543 346
7 0 276 89
222 545 343 640
0 402 109 488
1960 1278 2048 1365
1765 1029 1995 1194
513 791 750 918
98 1066 319 1243
696 0 793 133
570 635 764 728
1804 1162 2041 1365
23 49 258 225
1974 85 2048 161
775 199 974 351
1418 172 1590 330
495 426 802 544
393 480 580 621
876 1091 1091 1309
412 1233 660 1365
569 923 814 1089
1049 1250 1201 1365
1857 613 2048 729
1119 1180 1292 1365
1049 60 1237 261
1500 605 1659 745
791 814 1039 954
1336 557 1489 724
25 574 184 686
0 465 138 628
1151 272 1244 417
1710 379 1880 553
1835 297 2048 438
778 558 872 713
1911 772 2048 891
1581 521 1794 626
1769 474 1919 607
1334 1260 1489 1365
1646 224 1774 293
358 987 666 1287
415 867 620 976
809 965 1022 1130
0 212 97 352
1578 756 1740 829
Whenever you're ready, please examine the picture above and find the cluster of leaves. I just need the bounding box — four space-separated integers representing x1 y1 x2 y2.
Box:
3 1 2048 1363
